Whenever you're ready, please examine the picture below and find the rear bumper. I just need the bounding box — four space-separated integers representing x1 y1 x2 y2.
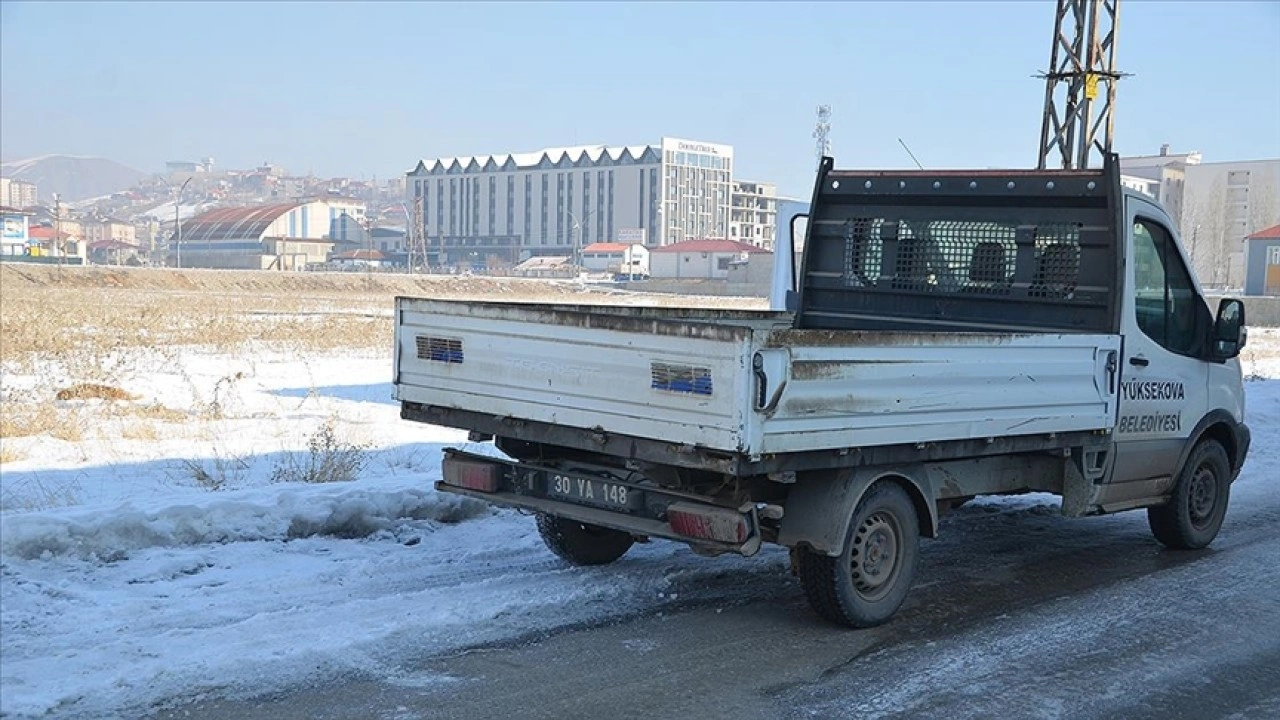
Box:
436 449 764 557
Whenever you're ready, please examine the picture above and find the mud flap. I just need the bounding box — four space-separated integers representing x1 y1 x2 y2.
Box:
1061 446 1111 517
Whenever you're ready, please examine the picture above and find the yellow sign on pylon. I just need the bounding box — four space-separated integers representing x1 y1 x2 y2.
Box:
1085 73 1099 100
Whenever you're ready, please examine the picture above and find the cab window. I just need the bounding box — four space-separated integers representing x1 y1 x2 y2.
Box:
1132 219 1203 357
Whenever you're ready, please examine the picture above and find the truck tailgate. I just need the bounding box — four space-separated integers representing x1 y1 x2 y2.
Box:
394 298 785 453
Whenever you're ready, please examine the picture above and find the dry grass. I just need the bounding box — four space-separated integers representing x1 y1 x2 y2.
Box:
0 264 763 449
119 421 160 442
55 384 138 402
0 442 23 464
0 476 83 512
0 263 761 374
1 402 67 440
270 419 370 485
120 402 190 423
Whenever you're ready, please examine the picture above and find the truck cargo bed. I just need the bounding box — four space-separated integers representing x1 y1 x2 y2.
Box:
394 298 1120 462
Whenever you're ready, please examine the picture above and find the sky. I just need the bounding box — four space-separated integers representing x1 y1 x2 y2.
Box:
1 0 1278 198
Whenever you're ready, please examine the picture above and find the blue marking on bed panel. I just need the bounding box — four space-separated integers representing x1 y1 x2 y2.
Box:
651 362 713 396
416 336 464 364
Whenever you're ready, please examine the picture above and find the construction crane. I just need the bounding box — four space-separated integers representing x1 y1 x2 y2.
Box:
1036 0 1124 170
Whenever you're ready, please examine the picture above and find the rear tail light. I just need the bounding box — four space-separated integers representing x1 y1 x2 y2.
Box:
442 457 500 492
667 502 750 544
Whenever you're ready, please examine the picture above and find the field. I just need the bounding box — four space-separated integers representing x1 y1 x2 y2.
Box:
0 264 1276 719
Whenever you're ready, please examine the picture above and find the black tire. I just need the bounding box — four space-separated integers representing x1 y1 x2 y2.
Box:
1147 440 1232 550
536 513 634 566
797 481 920 628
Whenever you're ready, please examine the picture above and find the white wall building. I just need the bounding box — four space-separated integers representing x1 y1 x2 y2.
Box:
581 242 649 275
1180 159 1280 289
729 180 778 249
1121 145 1202 226
649 238 771 280
405 137 734 266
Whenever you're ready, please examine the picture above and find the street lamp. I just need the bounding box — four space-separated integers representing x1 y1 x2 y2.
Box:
566 208 596 272
158 176 193 268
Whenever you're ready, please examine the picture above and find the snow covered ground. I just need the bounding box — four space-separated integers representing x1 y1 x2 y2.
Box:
2 330 1278 719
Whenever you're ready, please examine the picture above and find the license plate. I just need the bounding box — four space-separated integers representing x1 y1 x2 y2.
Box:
547 472 639 510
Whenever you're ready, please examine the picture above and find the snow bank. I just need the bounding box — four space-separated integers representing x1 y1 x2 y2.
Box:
0 483 492 562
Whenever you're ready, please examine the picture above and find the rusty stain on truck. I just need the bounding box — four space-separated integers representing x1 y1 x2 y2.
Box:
764 329 1031 349
400 297 780 343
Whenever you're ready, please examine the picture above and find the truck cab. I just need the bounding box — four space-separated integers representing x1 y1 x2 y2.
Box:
1103 189 1249 535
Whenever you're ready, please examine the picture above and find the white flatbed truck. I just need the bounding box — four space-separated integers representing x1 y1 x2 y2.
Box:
393 154 1251 627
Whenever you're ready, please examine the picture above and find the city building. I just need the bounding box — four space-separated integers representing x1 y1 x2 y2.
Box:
1244 224 1280 296
271 177 310 200
729 181 778 249
326 201 370 243
1121 146 1280 289
1120 145 1201 224
580 242 649 275
1 206 32 256
175 198 365 270
166 158 215 175
27 225 85 261
88 239 145 266
331 249 387 268
649 238 770 280
406 137 734 266
1120 175 1161 199
83 218 137 246
1180 159 1280 289
0 177 39 208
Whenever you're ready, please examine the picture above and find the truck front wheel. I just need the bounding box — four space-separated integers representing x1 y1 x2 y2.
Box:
1147 439 1231 550
536 513 634 566
797 481 920 628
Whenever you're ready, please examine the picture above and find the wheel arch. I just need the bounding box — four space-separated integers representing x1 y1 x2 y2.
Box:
779 465 938 558
1177 410 1244 480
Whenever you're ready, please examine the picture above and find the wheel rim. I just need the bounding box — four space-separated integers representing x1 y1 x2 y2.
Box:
851 511 902 602
1188 465 1219 530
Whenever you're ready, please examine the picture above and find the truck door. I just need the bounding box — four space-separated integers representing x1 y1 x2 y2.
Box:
1110 199 1211 486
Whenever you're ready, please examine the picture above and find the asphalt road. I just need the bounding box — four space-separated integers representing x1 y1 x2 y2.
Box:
149 485 1280 720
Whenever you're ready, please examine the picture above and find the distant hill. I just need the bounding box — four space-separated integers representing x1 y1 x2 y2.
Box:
0 154 148 204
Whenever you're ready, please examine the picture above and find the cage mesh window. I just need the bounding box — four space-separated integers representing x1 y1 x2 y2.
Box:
1030 233 1083 299
842 219 884 287
861 220 1084 298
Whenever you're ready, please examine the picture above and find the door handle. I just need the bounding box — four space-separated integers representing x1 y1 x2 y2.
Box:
1129 356 1149 367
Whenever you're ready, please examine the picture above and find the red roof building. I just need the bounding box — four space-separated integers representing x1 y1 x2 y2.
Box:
651 238 771 254
1245 224 1280 296
1246 224 1280 240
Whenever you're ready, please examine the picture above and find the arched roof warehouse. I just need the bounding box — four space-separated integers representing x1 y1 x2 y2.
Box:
178 203 304 243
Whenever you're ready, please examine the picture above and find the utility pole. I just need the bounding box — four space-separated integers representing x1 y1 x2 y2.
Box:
52 193 61 264
174 177 192 268
1036 0 1124 170
814 105 833 169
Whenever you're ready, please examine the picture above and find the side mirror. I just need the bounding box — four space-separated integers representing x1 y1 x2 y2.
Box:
1211 298 1246 359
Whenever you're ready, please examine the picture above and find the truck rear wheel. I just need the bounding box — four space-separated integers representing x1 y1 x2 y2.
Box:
536 513 634 566
797 481 920 628
1147 439 1231 550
